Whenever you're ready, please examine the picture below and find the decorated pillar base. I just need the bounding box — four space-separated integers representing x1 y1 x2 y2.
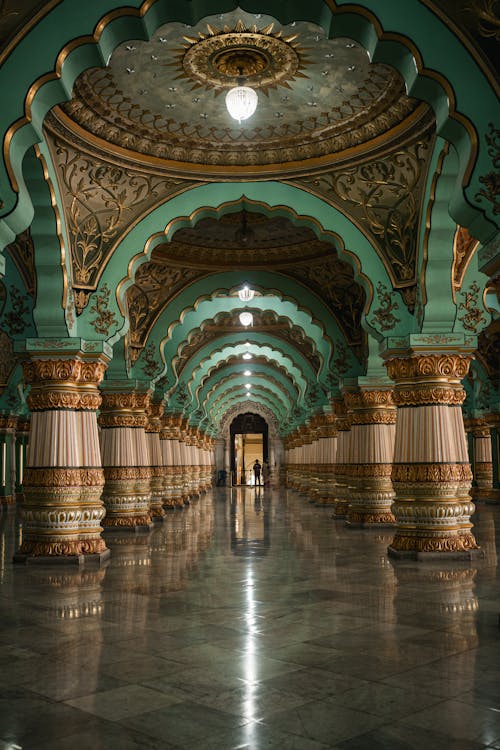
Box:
149 469 166 522
101 470 153 533
346 475 396 527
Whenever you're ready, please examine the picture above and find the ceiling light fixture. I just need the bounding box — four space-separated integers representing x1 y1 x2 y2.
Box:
245 383 252 389
239 311 253 327
242 352 252 360
243 370 252 377
238 285 255 302
226 69 258 123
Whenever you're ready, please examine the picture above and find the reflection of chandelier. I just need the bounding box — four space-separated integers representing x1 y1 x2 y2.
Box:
225 85 258 123
239 311 253 327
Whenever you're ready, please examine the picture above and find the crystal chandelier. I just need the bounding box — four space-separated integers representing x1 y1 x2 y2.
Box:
225 85 258 123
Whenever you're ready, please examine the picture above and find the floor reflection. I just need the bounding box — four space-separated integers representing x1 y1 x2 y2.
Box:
230 486 271 557
0 492 499 749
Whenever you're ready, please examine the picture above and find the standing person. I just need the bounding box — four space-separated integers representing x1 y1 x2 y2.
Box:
252 459 262 486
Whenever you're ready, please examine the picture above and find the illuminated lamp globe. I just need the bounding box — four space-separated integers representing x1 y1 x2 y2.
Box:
245 383 252 390
242 352 252 360
239 311 253 327
238 286 255 302
225 86 258 123
243 370 252 377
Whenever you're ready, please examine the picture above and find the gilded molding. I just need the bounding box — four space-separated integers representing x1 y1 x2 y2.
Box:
23 358 107 385
386 354 472 381
390 532 478 553
0 415 17 430
99 414 148 428
18 538 107 556
24 467 104 486
349 411 397 425
103 467 150 480
100 391 150 412
28 391 102 411
393 386 466 406
392 463 473 482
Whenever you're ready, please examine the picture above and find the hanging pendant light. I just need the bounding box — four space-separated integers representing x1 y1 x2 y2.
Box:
225 85 258 123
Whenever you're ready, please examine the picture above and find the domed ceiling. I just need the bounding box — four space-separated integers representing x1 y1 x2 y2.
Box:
56 8 422 174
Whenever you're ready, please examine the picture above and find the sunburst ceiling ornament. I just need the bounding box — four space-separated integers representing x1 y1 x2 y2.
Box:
172 19 311 97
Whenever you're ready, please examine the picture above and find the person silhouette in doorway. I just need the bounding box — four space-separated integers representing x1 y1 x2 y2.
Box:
253 459 262 486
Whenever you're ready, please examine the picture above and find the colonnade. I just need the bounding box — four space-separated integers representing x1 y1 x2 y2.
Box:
1 350 498 563
4 352 214 564
285 354 499 559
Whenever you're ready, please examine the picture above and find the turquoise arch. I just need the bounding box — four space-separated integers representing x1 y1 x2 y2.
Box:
166 335 321 406
92 183 407 341
209 385 289 423
195 362 300 411
0 0 497 250
203 375 294 416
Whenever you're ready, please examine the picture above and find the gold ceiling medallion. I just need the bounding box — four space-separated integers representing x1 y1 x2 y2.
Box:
174 20 310 94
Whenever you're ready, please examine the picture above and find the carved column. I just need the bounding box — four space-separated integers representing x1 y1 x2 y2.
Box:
465 417 493 501
315 413 338 506
0 414 17 507
146 401 165 521
159 416 177 508
385 353 478 558
99 389 153 531
344 388 397 526
488 414 500 503
15 417 30 504
332 399 352 518
16 355 109 563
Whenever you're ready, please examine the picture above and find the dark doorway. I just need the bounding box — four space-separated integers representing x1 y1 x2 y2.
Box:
230 413 269 486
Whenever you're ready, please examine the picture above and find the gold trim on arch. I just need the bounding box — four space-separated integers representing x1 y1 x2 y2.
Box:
421 143 449 308
33 144 68 314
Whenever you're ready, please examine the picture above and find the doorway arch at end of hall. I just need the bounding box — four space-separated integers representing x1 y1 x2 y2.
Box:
231 413 269 486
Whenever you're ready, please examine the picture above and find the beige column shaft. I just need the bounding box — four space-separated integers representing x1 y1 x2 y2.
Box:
19 355 108 560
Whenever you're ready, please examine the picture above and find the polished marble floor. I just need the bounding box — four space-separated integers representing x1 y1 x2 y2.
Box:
0 487 499 750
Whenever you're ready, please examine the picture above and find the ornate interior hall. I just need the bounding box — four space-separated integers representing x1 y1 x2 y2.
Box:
0 0 499 747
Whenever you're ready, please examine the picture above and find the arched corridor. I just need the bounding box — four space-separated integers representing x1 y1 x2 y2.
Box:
0 0 499 743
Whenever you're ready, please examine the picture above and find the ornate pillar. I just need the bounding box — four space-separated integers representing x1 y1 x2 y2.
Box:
385 353 478 558
16 352 109 563
99 388 153 531
332 398 352 519
314 413 338 506
15 417 30 504
465 417 494 501
489 414 500 503
0 414 17 507
146 400 165 521
344 387 397 526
